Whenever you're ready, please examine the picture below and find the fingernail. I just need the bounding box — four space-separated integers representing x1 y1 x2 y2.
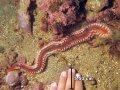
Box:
61 71 67 77
51 82 57 88
68 68 75 73
75 73 81 77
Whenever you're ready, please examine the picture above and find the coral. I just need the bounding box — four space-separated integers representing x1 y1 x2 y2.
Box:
38 0 85 39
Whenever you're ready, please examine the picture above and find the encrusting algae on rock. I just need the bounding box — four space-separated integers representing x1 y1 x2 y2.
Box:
18 0 32 34
37 0 86 39
0 0 120 90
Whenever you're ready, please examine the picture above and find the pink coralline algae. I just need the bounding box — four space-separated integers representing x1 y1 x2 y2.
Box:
37 0 62 12
5 71 20 86
32 82 44 90
0 66 3 71
15 55 26 64
0 78 3 86
18 12 32 34
18 0 32 34
87 0 120 23
109 40 120 58
38 0 86 39
40 17 48 32
5 70 28 89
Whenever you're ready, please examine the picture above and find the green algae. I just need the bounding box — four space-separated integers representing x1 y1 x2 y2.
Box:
0 0 120 90
86 0 108 12
20 0 28 11
86 0 108 19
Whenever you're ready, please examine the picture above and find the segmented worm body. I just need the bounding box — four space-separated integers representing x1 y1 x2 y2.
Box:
8 23 111 73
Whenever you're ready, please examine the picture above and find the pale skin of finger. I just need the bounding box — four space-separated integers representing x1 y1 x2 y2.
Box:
50 82 58 90
57 71 68 90
75 73 83 90
65 69 76 90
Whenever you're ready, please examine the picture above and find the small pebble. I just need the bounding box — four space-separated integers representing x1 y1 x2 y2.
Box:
90 79 97 85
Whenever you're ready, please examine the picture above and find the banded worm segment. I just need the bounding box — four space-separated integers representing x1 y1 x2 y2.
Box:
7 23 111 74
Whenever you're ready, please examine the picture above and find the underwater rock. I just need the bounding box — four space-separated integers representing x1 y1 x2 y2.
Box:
87 0 120 23
12 85 21 90
5 71 20 86
0 76 4 86
112 0 120 18
15 55 26 64
18 0 32 34
86 0 108 12
40 17 48 32
18 11 32 34
6 70 29 89
38 0 85 39
52 23 64 40
32 82 44 90
114 0 120 8
5 51 18 66
87 9 118 23
0 66 3 71
37 0 62 12
109 40 120 57
9 51 26 64
20 75 28 86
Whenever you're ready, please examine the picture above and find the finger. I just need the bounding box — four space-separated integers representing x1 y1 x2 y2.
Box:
50 82 58 90
58 71 68 90
65 69 76 90
75 73 83 90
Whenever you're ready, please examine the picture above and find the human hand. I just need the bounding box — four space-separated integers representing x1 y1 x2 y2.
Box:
50 69 83 90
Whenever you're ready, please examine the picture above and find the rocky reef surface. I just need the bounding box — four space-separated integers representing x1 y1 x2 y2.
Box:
0 0 120 90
